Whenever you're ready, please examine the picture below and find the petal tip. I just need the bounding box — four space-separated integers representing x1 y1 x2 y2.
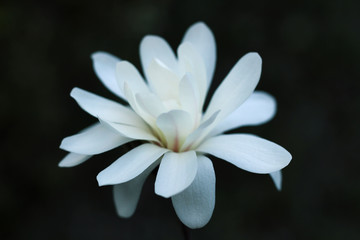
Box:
91 51 105 60
96 174 106 187
190 21 210 31
69 87 80 97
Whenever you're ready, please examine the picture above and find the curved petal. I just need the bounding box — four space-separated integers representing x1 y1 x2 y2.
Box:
97 144 169 186
155 151 197 198
156 110 193 151
177 42 207 104
123 83 156 128
270 170 282 191
180 110 220 152
136 92 167 119
58 153 91 167
204 52 262 122
91 52 124 99
99 118 159 142
179 73 201 125
197 134 292 174
172 155 215 229
70 87 146 127
140 35 178 79
210 91 276 136
113 160 158 218
60 123 131 155
116 61 150 95
146 58 179 100
182 22 216 85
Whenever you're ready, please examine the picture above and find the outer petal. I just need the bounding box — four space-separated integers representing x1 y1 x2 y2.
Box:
155 151 197 198
60 123 131 155
140 35 178 79
70 87 146 127
197 134 292 174
58 153 91 167
182 22 216 85
97 144 169 186
91 52 124 99
172 155 215 229
210 91 276 136
113 160 158 218
204 53 262 122
270 170 282 191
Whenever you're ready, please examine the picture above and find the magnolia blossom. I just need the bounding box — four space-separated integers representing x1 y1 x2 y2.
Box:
59 22 291 229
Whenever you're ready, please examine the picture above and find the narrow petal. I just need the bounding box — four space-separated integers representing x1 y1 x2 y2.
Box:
97 144 169 186
91 52 124 99
204 53 262 122
269 170 282 191
177 42 207 105
60 123 131 155
155 151 197 198
113 160 158 218
136 92 167 119
70 87 146 127
180 110 220 152
58 152 91 167
99 118 159 142
197 134 292 174
172 155 215 229
146 58 179 100
116 61 150 95
182 22 216 85
210 91 276 136
123 83 156 128
179 73 201 125
156 110 194 151
140 35 178 79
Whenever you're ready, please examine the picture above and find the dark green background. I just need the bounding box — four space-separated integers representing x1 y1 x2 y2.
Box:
1 0 359 239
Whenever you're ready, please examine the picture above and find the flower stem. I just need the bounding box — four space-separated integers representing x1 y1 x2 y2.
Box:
180 221 190 240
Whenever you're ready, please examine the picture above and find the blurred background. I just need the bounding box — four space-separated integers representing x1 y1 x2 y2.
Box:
1 0 359 239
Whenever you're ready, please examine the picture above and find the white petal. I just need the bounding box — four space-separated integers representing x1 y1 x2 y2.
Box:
60 123 131 155
136 92 167 119
204 52 262 122
70 87 146 127
113 160 158 218
99 118 159 142
172 155 215 229
177 42 207 105
146 58 179 100
180 110 220 152
91 52 124 99
197 134 292 174
182 22 216 85
123 83 156 128
156 110 194 151
140 35 178 79
116 61 150 95
97 144 168 186
179 73 201 125
58 152 91 167
155 151 197 198
270 170 282 191
210 91 276 136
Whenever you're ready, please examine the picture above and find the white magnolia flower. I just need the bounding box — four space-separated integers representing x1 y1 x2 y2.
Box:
59 22 292 229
